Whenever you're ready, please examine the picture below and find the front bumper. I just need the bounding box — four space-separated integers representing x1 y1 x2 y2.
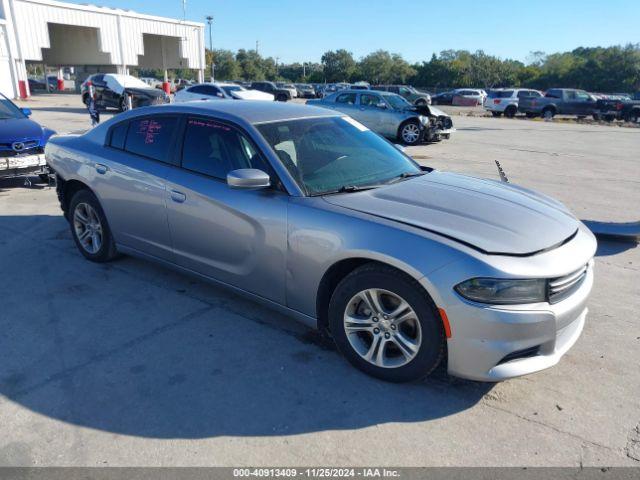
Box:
442 261 593 381
0 153 47 179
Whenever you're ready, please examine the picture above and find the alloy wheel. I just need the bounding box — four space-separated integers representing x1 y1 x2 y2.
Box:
401 123 421 144
73 202 103 254
343 288 422 368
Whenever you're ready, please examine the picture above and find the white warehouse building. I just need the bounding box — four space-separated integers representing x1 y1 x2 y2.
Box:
0 0 205 98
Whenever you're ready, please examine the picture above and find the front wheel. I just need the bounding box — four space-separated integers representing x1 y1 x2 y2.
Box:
398 120 422 146
542 108 555 120
276 93 288 102
69 190 119 263
328 264 446 383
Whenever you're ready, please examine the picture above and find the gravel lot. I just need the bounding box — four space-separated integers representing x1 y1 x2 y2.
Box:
0 94 639 467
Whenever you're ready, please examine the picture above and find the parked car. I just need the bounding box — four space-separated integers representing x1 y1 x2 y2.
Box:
0 92 55 181
276 83 298 99
174 82 274 102
81 74 169 112
45 101 596 383
518 88 598 119
484 89 544 118
295 84 316 99
307 89 454 145
28 76 57 91
351 81 371 90
250 81 293 102
431 91 456 105
594 97 640 123
453 89 487 106
373 85 432 105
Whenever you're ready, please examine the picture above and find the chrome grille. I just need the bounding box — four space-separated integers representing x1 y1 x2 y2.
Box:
548 264 588 304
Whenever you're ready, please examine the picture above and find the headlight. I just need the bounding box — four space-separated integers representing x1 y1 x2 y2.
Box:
454 278 547 305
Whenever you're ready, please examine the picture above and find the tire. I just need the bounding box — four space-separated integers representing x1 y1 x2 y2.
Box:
398 120 422 146
504 105 517 118
68 189 118 263
592 113 601 121
328 263 446 383
491 111 502 117
542 107 555 120
628 110 640 123
119 96 131 112
82 94 90 107
276 93 288 102
38 174 51 183
604 115 615 122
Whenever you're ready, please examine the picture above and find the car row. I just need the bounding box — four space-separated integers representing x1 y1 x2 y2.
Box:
307 89 453 145
44 100 596 383
431 89 488 106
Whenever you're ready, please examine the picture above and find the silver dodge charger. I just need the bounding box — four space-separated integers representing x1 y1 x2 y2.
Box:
45 100 596 383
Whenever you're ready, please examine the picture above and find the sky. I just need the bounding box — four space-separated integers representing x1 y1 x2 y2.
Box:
72 0 639 64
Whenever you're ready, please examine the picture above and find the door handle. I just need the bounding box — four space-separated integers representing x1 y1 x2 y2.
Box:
95 163 109 174
170 190 186 203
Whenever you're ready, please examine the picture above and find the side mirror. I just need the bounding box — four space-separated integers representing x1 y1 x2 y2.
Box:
22 108 32 117
227 168 270 189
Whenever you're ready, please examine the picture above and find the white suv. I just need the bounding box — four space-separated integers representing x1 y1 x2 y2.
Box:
485 88 543 118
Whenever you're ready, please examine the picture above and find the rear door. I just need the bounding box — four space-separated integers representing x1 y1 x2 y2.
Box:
164 116 289 303
92 115 179 260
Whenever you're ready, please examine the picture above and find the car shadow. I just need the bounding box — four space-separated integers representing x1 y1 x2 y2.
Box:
582 220 639 257
0 176 50 192
0 214 493 439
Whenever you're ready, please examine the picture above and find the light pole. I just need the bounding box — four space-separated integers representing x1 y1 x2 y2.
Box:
206 15 215 82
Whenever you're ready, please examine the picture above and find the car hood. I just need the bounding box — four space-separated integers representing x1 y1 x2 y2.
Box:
124 87 165 98
0 117 46 143
401 104 448 117
323 171 578 255
231 89 274 101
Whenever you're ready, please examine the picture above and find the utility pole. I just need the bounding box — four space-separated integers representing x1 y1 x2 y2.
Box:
256 40 259 55
206 16 215 82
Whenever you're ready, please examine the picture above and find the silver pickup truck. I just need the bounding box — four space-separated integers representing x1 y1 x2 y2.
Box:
518 88 598 119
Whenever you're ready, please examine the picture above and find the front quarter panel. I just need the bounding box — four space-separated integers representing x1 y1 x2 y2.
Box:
285 197 466 319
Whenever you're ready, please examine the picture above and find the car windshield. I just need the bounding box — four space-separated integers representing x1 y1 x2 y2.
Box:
0 96 26 120
256 116 421 195
385 94 411 110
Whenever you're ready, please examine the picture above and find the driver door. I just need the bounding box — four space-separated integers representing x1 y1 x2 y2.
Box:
165 115 289 303
357 93 390 135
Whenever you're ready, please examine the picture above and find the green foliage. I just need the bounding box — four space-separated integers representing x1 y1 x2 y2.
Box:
196 44 639 93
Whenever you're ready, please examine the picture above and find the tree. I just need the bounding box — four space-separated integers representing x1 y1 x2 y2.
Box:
321 49 357 82
207 49 240 80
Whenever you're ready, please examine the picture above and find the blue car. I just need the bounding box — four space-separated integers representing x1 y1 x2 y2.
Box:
0 93 55 181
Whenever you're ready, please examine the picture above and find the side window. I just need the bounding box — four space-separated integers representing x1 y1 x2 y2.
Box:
335 93 356 104
109 121 129 149
390 86 400 94
181 117 268 180
398 87 410 96
529 91 542 98
124 116 178 163
517 90 529 99
575 91 591 101
546 89 562 99
565 90 577 100
360 94 381 107
188 85 209 95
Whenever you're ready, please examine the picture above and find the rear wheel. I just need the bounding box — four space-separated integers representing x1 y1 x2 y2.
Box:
69 190 118 263
276 93 288 102
328 264 446 383
398 120 422 146
504 105 517 118
542 107 555 120
627 109 640 123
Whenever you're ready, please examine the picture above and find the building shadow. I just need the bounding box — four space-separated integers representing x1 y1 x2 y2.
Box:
0 214 492 440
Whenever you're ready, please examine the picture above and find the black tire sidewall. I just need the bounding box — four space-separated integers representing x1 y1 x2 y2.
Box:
505 106 516 118
69 190 117 263
328 265 445 382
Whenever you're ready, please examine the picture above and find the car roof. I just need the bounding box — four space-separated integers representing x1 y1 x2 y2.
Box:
120 100 340 125
334 89 394 96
